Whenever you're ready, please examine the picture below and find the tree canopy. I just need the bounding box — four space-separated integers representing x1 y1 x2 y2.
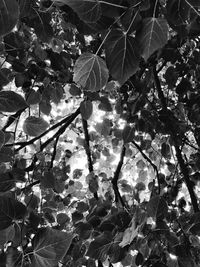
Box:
0 0 200 266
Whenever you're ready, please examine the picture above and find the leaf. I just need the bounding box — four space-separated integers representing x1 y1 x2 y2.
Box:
26 90 42 106
23 116 49 137
0 147 13 163
0 225 15 249
0 196 27 230
0 0 19 37
54 0 101 22
122 125 135 143
41 172 55 189
119 219 140 247
74 53 109 92
146 196 168 219
86 233 112 261
137 18 169 61
31 228 73 267
0 91 27 113
80 100 93 120
98 97 112 112
105 29 140 85
0 172 15 192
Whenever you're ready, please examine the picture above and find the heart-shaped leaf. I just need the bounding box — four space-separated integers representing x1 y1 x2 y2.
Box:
0 0 19 37
0 91 27 113
31 228 73 267
23 116 49 137
105 29 140 85
137 17 169 61
74 53 109 91
54 0 101 22
0 196 27 230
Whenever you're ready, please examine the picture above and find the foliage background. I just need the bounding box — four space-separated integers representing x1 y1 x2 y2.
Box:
0 0 200 266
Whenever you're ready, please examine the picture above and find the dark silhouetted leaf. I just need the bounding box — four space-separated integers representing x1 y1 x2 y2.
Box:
31 228 73 267
135 252 144 266
0 91 27 113
122 125 135 143
74 53 109 91
86 233 112 261
0 147 13 163
137 18 169 61
0 0 19 37
55 0 101 22
0 225 15 249
0 196 27 230
147 196 168 219
98 97 112 111
80 100 93 120
105 29 140 85
0 172 15 192
23 116 49 137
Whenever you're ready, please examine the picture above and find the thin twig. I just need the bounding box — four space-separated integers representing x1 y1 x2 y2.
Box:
112 145 126 207
2 108 27 131
132 140 161 194
81 117 98 200
12 107 80 151
49 136 59 169
153 67 199 212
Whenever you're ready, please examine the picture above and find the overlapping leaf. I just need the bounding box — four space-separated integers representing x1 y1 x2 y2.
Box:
31 228 73 267
23 116 49 137
0 0 19 37
105 29 140 85
74 53 109 91
54 0 101 22
137 18 169 61
0 91 27 113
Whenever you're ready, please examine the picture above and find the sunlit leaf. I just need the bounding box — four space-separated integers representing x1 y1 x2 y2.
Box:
54 0 101 22
137 18 169 61
74 53 109 91
0 0 19 37
0 91 27 113
31 228 73 267
23 116 49 137
105 29 140 85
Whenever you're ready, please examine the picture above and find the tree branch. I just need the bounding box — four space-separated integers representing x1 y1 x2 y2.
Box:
23 108 80 172
153 67 199 212
14 107 80 152
2 108 27 131
112 145 126 207
132 140 161 194
49 136 59 169
5 108 80 150
81 117 98 200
